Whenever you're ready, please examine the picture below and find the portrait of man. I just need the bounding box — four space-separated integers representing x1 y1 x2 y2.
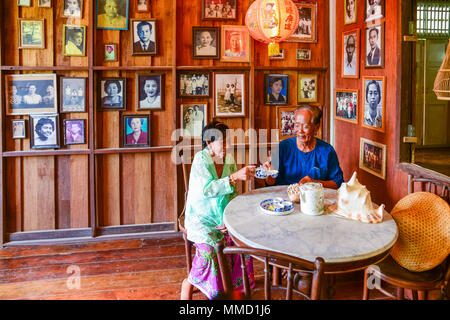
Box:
132 20 156 55
61 77 86 112
193 27 218 58
344 0 356 24
365 24 383 67
96 0 129 30
63 0 83 18
31 115 59 149
343 31 358 77
363 78 384 130
365 0 384 22
64 120 85 145
63 25 86 56
123 115 150 147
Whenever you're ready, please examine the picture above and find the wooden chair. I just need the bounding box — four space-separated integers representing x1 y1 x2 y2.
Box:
216 240 326 300
408 174 449 202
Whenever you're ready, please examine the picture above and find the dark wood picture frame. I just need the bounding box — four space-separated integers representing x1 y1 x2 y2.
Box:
136 73 164 111
122 114 151 148
63 119 86 145
192 26 220 60
131 19 157 56
365 22 384 69
98 77 127 111
60 76 87 113
201 0 237 21
178 71 211 98
136 0 150 12
264 74 289 106
29 114 60 149
213 72 246 118
12 119 26 139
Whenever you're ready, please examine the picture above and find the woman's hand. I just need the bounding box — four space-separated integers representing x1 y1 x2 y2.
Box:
230 165 256 181
215 225 228 235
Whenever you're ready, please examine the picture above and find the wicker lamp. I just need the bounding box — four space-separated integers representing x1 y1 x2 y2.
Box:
433 41 450 100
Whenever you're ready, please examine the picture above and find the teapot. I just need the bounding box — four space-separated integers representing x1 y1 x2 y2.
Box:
299 182 324 216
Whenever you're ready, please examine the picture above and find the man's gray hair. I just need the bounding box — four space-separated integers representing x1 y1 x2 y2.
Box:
295 104 323 125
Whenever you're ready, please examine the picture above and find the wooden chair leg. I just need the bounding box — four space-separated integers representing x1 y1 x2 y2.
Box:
396 287 405 300
418 290 428 300
363 269 370 300
272 266 281 286
411 290 418 300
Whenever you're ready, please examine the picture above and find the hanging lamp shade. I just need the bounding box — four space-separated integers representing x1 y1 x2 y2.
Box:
433 41 450 100
245 0 299 56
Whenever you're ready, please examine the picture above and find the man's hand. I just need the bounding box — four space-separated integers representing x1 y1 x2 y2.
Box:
299 176 314 184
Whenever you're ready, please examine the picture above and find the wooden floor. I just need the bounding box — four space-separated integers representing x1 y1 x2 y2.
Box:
0 234 430 300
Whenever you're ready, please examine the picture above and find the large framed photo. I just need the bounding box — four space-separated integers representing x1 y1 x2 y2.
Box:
277 106 297 141
131 19 157 56
365 22 384 68
264 74 289 106
96 0 129 30
63 0 83 18
18 0 31 6
136 0 150 12
192 27 219 59
64 119 86 145
365 0 384 23
287 3 317 43
178 72 210 98
214 73 245 118
60 77 86 113
359 138 386 180
122 114 151 147
298 73 318 103
362 76 385 132
63 25 86 57
342 29 360 79
18 19 45 49
344 0 357 25
99 77 126 110
335 89 358 124
30 114 60 149
38 0 52 7
202 0 237 20
136 73 164 110
12 119 26 139
5 74 57 116
220 25 250 63
181 103 207 138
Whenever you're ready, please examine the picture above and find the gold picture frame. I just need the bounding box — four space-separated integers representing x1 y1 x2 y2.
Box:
359 137 386 180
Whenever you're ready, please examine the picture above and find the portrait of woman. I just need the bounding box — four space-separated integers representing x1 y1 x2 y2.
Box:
96 0 129 30
265 74 289 105
64 119 85 145
344 0 357 25
193 27 219 59
123 115 150 147
43 85 55 106
100 78 126 110
137 74 163 110
23 83 43 105
9 86 22 106
363 77 385 131
136 0 149 12
30 115 60 149
64 0 82 17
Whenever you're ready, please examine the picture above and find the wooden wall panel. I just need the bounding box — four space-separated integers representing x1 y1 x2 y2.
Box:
96 154 121 227
5 158 22 234
151 152 174 223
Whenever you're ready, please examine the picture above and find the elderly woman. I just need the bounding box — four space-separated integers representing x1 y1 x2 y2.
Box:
181 121 256 300
264 105 343 189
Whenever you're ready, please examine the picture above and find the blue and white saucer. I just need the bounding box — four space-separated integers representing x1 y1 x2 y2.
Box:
259 198 294 216
255 166 279 179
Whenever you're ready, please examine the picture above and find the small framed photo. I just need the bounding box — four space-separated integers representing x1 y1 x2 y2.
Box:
287 3 317 43
269 49 284 60
64 119 86 145
214 72 245 118
344 0 357 25
298 74 318 103
192 27 220 59
30 114 60 149
131 19 157 56
18 19 45 49
104 43 118 62
60 77 86 113
178 72 210 98
365 0 384 23
136 73 164 110
96 0 129 30
123 114 151 147
221 25 250 63
12 119 26 139
38 0 52 7
335 89 358 124
342 29 360 78
296 49 311 61
5 74 57 116
264 74 289 106
365 22 384 68
17 0 31 6
99 77 126 111
136 0 150 12
63 25 87 57
63 0 83 18
202 0 237 20
277 106 297 141
362 76 385 132
359 138 386 180
181 103 207 138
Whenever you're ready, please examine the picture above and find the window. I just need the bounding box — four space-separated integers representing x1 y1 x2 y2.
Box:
417 2 450 38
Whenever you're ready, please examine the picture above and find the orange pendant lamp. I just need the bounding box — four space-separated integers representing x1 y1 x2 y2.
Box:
245 0 299 56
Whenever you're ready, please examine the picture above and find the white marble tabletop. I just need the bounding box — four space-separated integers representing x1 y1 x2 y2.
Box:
223 186 398 265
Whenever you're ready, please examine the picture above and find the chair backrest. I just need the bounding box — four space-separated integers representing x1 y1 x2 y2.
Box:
408 174 449 202
215 241 325 300
178 148 194 233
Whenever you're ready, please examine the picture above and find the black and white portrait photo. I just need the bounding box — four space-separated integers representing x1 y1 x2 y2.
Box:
63 0 83 18
342 30 359 78
137 74 163 110
131 19 157 55
365 0 384 23
136 0 150 12
365 23 384 68
193 27 219 59
63 25 86 57
99 78 126 110
179 73 210 97
181 104 207 138
30 114 60 149
363 76 385 132
344 0 357 25
60 77 86 113
12 119 26 139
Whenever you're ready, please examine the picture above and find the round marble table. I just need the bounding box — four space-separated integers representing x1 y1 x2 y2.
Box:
223 186 398 274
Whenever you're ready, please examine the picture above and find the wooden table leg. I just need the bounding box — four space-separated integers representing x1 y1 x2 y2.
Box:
272 266 281 285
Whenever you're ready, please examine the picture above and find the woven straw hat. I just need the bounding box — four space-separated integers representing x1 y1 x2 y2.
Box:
390 192 450 272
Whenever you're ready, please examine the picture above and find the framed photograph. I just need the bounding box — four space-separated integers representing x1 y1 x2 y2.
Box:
287 3 317 43
298 74 318 103
269 49 284 60
5 74 57 116
122 115 151 147
264 74 289 106
63 0 83 18
277 106 297 141
220 25 250 63
63 25 87 57
99 77 126 110
12 119 26 139
342 29 360 78
178 72 210 98
362 76 385 132
38 0 52 7
18 19 45 49
335 89 358 124
30 114 60 149
344 0 357 25
181 103 207 138
17 0 31 6
96 0 129 30
136 73 164 110
136 0 150 12
60 77 86 113
296 49 311 61
192 27 219 59
64 119 86 145
365 22 384 68
365 0 384 23
214 73 245 118
202 0 237 20
131 19 157 56
359 138 386 180
104 43 118 62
